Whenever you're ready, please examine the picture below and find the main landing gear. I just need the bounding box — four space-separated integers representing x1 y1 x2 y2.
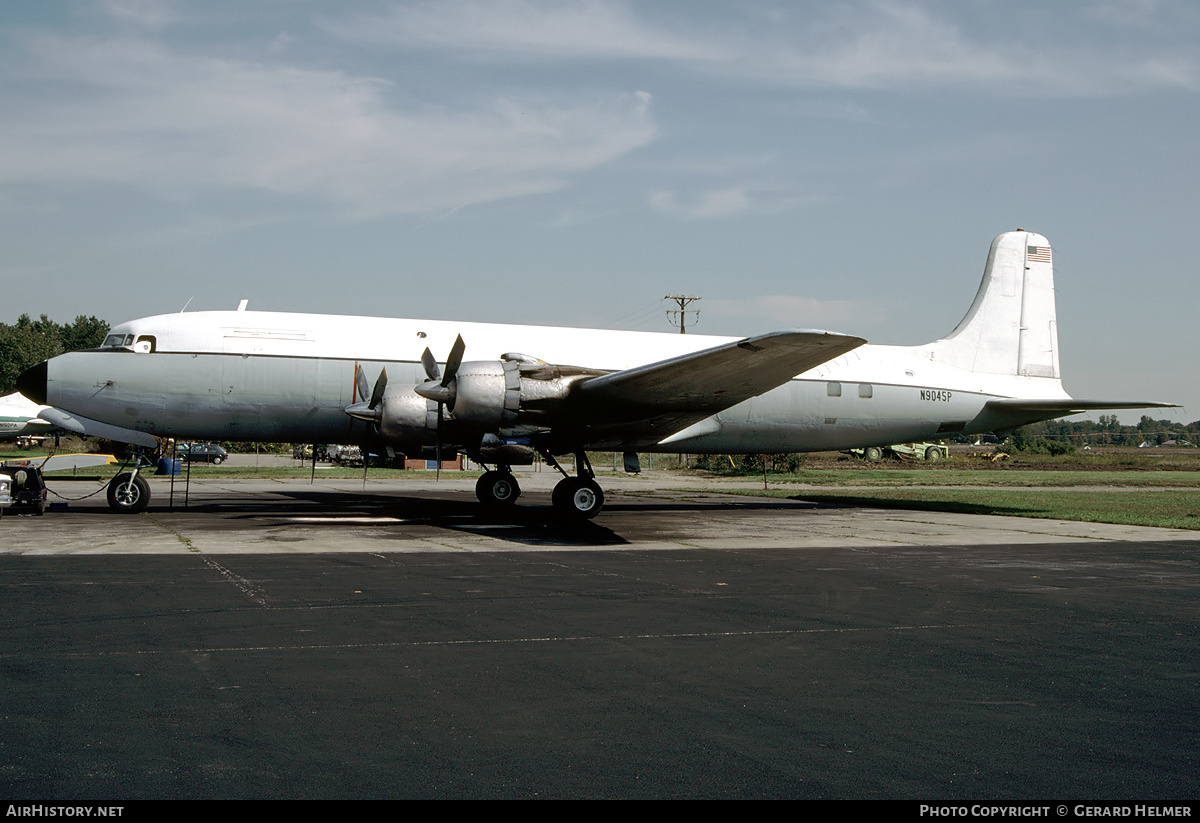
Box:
473 451 606 520
475 469 521 508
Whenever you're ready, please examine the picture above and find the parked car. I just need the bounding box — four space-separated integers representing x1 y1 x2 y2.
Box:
178 443 228 464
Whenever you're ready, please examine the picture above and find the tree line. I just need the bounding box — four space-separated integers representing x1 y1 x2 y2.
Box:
1024 414 1198 447
0 314 109 395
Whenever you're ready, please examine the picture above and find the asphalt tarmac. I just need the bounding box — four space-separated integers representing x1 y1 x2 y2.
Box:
1 471 1197 799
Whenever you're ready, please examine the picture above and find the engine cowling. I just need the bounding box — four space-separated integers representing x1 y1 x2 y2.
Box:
448 361 516 430
416 355 589 433
377 387 438 447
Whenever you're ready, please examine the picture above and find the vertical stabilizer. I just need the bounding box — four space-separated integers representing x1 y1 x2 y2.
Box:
927 230 1060 378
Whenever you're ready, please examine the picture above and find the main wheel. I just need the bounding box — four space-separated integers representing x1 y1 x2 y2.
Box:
476 471 521 507
551 477 604 520
107 473 150 514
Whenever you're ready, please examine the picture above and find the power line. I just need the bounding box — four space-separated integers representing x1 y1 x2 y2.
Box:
665 294 700 334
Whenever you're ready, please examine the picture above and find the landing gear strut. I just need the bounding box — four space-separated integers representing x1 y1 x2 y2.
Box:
541 450 605 520
107 454 153 514
472 449 606 520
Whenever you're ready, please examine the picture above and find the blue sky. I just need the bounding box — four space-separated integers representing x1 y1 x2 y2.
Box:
1 1 1196 421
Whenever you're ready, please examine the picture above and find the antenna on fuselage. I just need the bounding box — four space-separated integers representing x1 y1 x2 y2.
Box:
180 297 194 313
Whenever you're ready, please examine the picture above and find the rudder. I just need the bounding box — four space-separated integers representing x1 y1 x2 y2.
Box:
926 230 1060 378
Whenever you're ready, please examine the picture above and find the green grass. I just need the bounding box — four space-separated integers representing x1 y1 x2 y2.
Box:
130 465 470 481
712 487 1200 530
701 468 1200 488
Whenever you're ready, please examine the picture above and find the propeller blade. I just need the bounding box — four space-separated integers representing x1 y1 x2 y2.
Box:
369 368 387 410
354 364 369 404
442 335 466 387
421 348 440 383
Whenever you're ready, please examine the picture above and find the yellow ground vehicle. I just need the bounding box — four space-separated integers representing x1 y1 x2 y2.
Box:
846 442 948 462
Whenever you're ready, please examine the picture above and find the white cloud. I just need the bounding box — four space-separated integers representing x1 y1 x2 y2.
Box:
648 187 753 219
324 0 715 61
0 33 657 216
332 0 1198 97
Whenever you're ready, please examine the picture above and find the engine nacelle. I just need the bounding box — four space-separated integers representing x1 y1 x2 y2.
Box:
447 356 587 432
450 361 515 430
377 387 438 450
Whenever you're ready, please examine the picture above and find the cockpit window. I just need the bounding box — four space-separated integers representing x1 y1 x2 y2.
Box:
101 333 155 352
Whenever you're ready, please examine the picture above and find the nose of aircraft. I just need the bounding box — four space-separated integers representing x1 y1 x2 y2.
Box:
17 361 48 405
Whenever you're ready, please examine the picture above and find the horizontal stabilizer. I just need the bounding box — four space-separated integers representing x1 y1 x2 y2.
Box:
974 398 1180 433
985 398 1179 413
38 408 159 448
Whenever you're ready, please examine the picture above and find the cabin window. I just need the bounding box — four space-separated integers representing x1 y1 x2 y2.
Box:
859 383 873 398
827 382 841 397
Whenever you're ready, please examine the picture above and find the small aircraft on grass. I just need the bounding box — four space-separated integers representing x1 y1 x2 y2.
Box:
17 230 1175 519
0 392 56 442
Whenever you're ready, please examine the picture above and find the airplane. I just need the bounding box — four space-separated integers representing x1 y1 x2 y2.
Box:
0 392 56 442
16 229 1175 519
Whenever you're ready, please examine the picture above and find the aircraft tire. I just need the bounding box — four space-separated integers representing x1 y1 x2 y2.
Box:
476 471 520 507
864 446 884 462
551 477 604 520
925 446 942 462
107 473 150 514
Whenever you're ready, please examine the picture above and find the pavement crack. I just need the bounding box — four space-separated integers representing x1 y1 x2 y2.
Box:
141 513 270 606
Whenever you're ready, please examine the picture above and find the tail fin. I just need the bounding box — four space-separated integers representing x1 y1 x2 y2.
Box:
926 230 1059 378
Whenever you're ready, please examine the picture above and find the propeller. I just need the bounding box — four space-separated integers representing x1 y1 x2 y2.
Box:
345 365 388 428
415 334 465 407
415 335 466 480
343 364 389 486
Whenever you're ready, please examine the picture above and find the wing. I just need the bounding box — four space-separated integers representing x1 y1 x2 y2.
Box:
550 330 865 447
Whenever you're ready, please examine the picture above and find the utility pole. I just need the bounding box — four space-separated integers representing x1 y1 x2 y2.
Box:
665 294 700 334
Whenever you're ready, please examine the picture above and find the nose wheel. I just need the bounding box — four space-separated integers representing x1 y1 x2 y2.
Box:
107 471 150 514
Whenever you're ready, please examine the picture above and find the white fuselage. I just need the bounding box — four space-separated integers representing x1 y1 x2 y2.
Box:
38 307 1067 453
